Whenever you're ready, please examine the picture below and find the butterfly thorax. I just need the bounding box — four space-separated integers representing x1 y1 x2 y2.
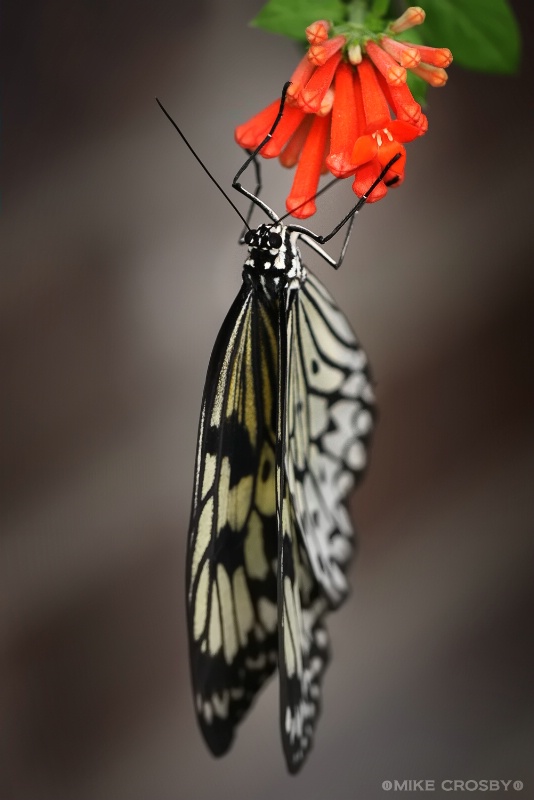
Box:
243 223 307 295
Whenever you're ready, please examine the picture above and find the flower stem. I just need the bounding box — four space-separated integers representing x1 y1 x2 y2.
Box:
347 0 368 27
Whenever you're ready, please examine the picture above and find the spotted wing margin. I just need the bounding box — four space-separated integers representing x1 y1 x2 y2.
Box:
285 269 376 609
186 282 281 757
277 295 330 774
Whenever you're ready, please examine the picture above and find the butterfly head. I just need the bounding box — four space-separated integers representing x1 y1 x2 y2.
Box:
244 223 283 255
244 223 305 287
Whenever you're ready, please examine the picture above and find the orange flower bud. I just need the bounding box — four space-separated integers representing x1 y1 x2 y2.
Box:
366 41 407 86
380 36 421 69
412 44 453 68
308 35 346 67
411 63 448 87
390 6 426 34
305 19 330 46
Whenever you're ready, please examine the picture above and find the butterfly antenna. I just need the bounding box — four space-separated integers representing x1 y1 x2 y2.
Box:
156 98 250 229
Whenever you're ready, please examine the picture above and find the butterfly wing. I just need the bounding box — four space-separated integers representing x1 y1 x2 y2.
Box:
278 481 330 772
186 282 281 756
277 294 330 774
285 269 375 608
277 270 375 771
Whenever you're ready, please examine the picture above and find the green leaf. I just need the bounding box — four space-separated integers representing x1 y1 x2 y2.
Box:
418 0 521 73
371 0 391 17
251 0 346 40
396 26 425 45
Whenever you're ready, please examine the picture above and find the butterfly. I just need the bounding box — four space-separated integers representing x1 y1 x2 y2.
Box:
158 87 399 773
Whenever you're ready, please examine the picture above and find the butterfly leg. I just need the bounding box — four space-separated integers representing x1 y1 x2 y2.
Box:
287 153 402 270
238 152 263 243
298 215 356 270
232 82 292 223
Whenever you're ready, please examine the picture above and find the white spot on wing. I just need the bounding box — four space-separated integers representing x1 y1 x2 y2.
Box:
356 409 373 435
203 701 213 724
227 475 253 530
233 566 254 646
201 453 216 499
208 583 222 655
308 395 329 439
244 511 269 580
347 439 366 470
191 497 213 585
217 565 238 663
217 457 231 533
212 691 229 718
258 597 278 632
193 561 210 640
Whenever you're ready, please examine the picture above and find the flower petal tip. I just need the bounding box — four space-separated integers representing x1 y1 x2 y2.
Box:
325 153 356 179
286 197 316 219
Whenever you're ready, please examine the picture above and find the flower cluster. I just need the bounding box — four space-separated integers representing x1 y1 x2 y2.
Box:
235 7 452 218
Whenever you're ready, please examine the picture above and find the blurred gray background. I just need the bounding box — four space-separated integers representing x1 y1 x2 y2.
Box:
1 1 533 798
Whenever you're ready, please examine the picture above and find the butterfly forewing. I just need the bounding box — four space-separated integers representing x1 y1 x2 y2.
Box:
187 284 281 755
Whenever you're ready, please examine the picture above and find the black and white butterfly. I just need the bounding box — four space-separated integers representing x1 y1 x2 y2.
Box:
158 87 398 773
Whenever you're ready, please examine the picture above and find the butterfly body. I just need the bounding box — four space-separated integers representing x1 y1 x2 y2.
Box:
186 221 375 772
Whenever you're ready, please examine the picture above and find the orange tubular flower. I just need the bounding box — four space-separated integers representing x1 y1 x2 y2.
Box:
298 51 343 113
235 6 453 218
326 62 359 179
352 58 419 201
286 114 330 218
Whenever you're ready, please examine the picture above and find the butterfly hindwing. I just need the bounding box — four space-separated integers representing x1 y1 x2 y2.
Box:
186 284 281 756
285 270 375 608
278 480 330 772
277 292 331 773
